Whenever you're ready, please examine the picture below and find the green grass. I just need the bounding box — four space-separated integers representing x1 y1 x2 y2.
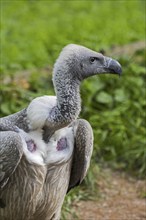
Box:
0 0 146 218
1 0 145 73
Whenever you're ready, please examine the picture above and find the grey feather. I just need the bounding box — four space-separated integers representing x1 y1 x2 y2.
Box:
0 109 29 132
0 131 23 188
68 119 93 192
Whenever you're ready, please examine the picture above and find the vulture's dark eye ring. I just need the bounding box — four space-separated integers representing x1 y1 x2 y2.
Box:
90 57 96 63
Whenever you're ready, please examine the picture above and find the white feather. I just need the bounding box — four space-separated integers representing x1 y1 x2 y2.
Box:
18 126 74 166
27 96 57 130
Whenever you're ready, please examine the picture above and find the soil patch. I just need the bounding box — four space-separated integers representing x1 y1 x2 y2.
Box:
72 169 146 220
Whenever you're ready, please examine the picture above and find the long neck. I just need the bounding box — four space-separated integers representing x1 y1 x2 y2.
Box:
43 59 81 142
53 68 81 125
56 78 81 123
43 66 81 141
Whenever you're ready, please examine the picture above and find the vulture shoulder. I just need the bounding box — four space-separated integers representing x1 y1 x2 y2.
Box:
0 131 23 188
0 109 29 132
68 119 93 192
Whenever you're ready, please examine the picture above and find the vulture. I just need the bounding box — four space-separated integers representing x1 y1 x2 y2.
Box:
0 44 122 220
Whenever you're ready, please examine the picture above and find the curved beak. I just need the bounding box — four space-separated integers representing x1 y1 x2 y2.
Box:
104 57 122 76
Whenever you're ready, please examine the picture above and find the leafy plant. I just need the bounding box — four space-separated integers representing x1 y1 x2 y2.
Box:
0 1 145 219
81 49 146 178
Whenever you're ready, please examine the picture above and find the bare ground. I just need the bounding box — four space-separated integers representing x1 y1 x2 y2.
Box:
71 169 146 220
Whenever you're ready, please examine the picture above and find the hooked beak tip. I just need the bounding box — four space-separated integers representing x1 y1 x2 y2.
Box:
108 59 122 76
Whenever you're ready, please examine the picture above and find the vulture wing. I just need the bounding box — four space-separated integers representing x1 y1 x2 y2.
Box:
68 119 93 192
0 131 23 188
0 109 29 132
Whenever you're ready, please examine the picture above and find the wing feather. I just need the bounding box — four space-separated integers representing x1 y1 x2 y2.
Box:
68 119 93 192
0 131 23 188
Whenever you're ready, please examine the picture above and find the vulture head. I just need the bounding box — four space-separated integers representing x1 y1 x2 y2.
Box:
53 44 122 81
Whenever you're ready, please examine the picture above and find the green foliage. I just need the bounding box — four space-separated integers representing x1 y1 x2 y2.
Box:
0 1 145 218
0 69 54 115
81 49 146 178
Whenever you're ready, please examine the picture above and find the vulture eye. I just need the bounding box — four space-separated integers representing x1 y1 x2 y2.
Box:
90 57 96 63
